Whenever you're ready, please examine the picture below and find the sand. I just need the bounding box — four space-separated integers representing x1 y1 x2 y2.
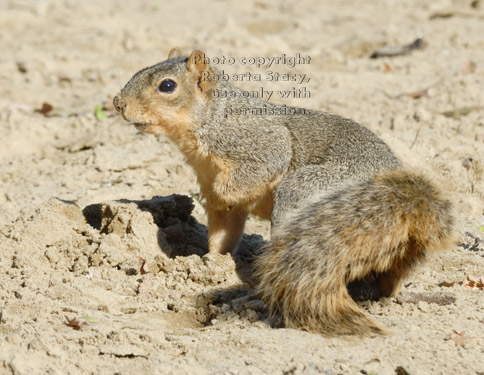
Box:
1 0 483 373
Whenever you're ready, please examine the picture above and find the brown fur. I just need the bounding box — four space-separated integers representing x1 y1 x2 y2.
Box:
114 49 456 334
254 170 456 336
114 49 292 253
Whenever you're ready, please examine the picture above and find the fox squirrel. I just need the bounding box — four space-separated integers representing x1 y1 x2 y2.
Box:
113 48 456 336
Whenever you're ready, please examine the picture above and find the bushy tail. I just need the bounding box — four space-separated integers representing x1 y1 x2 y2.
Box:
254 170 456 336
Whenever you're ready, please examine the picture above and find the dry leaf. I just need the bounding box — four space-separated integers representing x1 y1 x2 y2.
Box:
383 62 395 73
461 60 477 75
438 280 456 287
137 256 154 297
138 257 150 275
448 330 483 347
400 88 429 99
385 80 441 100
35 102 54 116
462 275 484 290
65 316 87 330
65 316 97 330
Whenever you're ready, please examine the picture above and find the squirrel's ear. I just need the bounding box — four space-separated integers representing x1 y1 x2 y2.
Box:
168 47 182 59
186 50 213 92
187 50 208 73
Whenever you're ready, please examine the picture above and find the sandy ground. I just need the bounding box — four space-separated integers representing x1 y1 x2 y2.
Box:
1 0 484 374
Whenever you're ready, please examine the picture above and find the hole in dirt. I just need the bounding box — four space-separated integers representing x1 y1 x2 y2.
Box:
82 194 209 258
81 194 265 263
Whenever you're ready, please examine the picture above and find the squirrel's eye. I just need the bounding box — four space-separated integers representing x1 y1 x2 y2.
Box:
157 79 177 93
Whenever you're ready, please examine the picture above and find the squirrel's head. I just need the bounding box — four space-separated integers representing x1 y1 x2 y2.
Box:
113 48 215 136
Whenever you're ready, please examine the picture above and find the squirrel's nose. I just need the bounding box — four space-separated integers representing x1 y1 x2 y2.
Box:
113 95 127 113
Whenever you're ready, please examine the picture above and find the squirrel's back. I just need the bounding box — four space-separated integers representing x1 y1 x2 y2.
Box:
283 111 399 171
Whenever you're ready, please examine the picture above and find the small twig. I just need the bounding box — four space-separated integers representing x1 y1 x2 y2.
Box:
383 79 442 101
370 35 425 59
430 9 484 19
409 125 422 149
